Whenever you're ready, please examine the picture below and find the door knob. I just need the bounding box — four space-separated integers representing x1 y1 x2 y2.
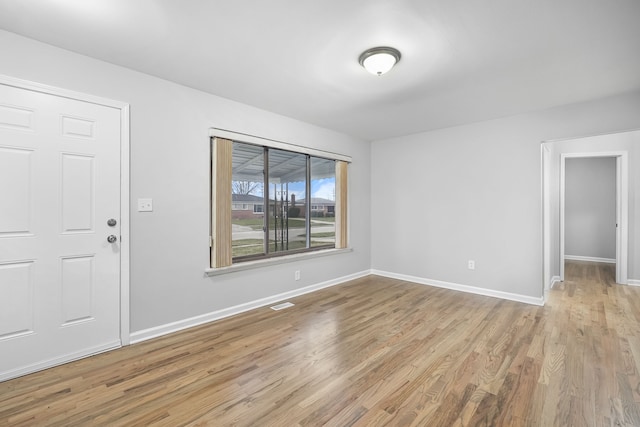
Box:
107 235 117 243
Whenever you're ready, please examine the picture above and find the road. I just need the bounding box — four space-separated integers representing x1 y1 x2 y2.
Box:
232 219 335 243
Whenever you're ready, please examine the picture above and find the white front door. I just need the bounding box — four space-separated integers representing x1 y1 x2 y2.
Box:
0 82 122 380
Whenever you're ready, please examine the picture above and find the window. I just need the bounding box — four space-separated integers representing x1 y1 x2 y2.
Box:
211 132 349 268
310 156 336 247
230 141 264 258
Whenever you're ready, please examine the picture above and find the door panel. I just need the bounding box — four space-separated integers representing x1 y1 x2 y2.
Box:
0 83 121 380
61 153 95 233
61 255 94 325
0 261 34 338
0 146 32 236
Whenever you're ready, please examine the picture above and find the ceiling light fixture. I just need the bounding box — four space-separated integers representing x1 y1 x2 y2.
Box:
358 46 401 76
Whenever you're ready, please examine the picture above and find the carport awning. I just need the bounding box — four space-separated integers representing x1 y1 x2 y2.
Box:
232 141 335 183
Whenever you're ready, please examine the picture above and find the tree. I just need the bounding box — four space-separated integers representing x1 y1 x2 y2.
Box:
232 181 261 195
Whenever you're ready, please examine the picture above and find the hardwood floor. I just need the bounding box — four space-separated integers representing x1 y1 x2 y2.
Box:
2 261 640 426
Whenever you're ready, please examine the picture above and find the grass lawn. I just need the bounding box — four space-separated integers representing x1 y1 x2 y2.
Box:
310 232 335 238
297 232 335 238
233 217 306 231
311 217 335 223
232 239 264 247
232 239 311 257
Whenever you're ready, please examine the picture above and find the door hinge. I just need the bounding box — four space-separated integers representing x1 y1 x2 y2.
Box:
209 236 213 247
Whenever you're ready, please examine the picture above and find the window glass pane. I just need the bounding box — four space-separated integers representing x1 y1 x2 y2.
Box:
268 149 307 254
232 142 265 258
310 157 336 247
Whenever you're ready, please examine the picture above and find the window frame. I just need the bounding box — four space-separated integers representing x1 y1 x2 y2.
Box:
210 129 351 270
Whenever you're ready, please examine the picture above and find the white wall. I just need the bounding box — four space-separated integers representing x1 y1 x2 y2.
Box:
0 30 372 334
565 157 616 260
371 91 640 300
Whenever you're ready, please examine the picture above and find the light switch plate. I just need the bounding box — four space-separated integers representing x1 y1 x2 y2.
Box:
138 198 153 212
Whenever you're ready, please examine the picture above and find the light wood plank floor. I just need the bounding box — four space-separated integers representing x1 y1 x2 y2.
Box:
2 261 640 426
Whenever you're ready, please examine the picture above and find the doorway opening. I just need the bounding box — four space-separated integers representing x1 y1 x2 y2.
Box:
542 144 629 297
560 152 628 285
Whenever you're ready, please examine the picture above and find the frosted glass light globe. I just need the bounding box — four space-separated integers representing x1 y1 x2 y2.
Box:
363 53 397 75
359 47 401 76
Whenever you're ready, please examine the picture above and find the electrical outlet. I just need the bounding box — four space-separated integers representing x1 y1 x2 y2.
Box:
294 270 301 281
468 260 475 270
138 198 153 212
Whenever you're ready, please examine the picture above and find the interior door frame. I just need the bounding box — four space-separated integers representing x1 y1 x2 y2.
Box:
541 143 552 297
0 74 131 345
559 151 628 285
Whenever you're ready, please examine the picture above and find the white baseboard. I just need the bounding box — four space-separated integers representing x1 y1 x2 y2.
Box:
130 270 371 344
0 341 120 382
565 255 616 264
552 272 637 288
550 276 562 289
370 270 544 306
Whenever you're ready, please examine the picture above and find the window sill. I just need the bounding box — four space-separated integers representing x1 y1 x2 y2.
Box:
205 247 353 276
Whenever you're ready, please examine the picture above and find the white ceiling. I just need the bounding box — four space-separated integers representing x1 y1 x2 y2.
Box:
1 0 639 141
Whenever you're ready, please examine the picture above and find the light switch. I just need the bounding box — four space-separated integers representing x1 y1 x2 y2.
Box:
138 198 153 212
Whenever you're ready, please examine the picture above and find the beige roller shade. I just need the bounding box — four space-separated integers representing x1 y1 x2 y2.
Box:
335 161 348 249
211 137 233 268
